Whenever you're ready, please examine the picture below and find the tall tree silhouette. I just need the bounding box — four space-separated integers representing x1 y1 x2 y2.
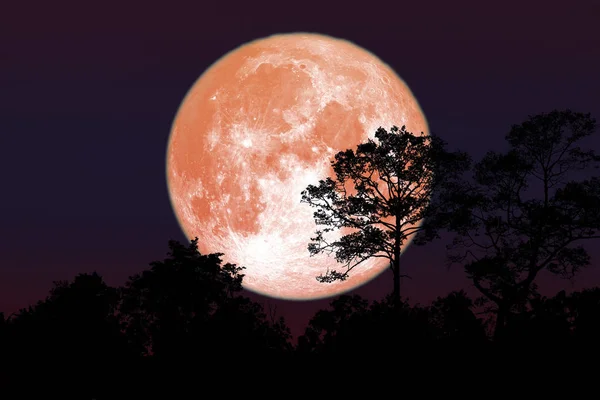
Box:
301 126 469 302
119 238 292 360
448 110 600 340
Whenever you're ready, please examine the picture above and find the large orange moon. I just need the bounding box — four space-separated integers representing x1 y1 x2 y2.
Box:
166 33 428 300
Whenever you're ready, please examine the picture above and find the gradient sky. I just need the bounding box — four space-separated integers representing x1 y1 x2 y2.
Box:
2 0 599 338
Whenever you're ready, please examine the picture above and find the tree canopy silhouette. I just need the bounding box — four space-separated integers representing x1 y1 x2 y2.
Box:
301 125 470 302
297 291 486 358
428 290 487 345
5 236 600 384
0 272 135 395
447 109 600 340
119 238 292 360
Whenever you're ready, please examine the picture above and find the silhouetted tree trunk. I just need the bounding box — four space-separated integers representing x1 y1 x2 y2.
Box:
494 306 507 342
494 275 538 342
392 213 402 305
392 257 400 306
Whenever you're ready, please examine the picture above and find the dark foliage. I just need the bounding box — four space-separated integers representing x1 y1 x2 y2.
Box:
2 239 600 389
301 126 470 301
0 239 292 394
297 290 486 360
119 238 293 360
447 109 600 339
0 272 136 394
2 111 600 390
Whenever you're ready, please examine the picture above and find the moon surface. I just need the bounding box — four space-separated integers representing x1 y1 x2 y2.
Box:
166 33 428 300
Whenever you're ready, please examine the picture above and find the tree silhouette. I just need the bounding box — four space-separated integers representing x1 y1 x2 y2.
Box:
296 294 370 354
1 272 134 395
448 109 600 340
119 238 292 361
569 288 600 349
301 126 470 303
428 290 487 346
497 290 571 351
297 293 438 359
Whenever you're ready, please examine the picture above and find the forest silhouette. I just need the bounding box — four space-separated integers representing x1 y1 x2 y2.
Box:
2 109 600 392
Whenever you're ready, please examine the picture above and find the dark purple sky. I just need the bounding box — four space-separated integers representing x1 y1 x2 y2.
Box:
2 0 599 337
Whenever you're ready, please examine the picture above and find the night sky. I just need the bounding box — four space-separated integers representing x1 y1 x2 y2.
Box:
2 0 599 338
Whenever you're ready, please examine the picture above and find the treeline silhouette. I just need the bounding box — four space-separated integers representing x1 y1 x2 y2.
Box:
2 240 600 389
2 109 600 391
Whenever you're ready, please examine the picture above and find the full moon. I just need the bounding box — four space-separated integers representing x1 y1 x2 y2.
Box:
166 33 428 300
